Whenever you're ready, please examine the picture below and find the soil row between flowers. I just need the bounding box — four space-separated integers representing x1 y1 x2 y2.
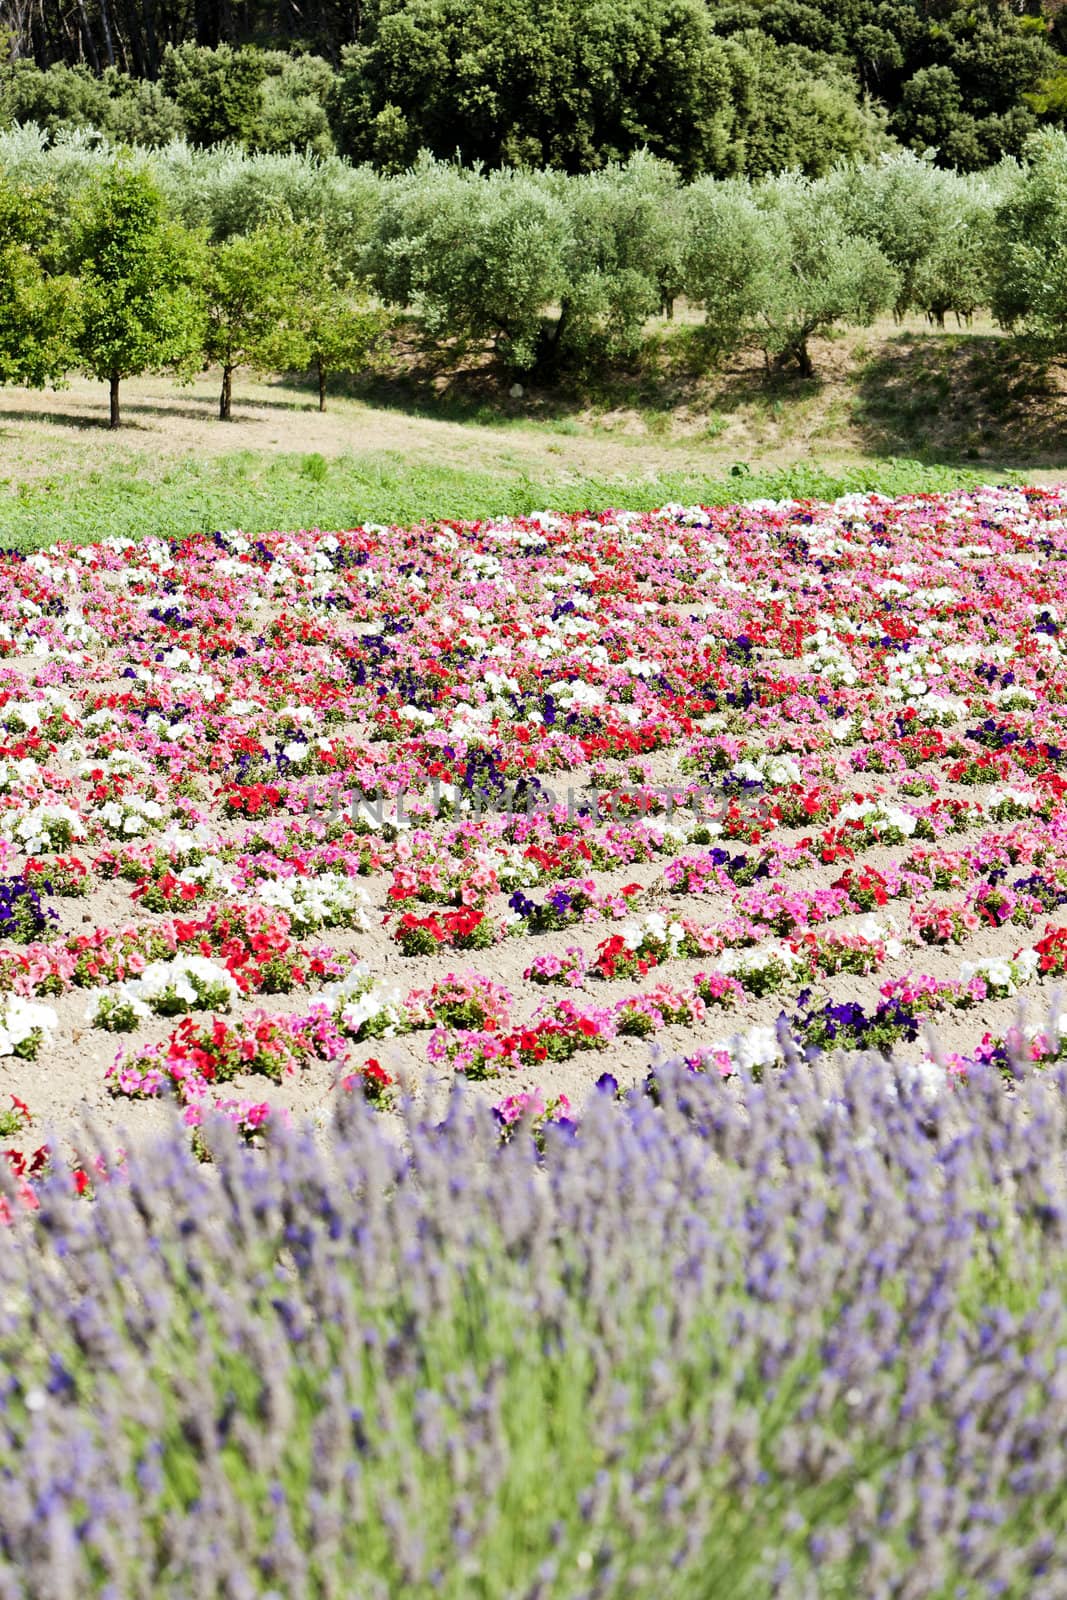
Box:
1 493 1066 1188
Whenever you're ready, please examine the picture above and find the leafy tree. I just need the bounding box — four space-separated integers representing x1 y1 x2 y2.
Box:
752 175 898 375
0 180 79 386
732 32 893 178
161 42 266 147
66 163 201 427
538 154 683 372
684 172 898 375
332 0 748 178
912 195 991 326
253 54 337 156
150 142 381 273
199 216 306 418
289 223 385 408
990 128 1067 350
0 58 185 145
681 178 769 362
825 152 999 320
100 70 185 147
368 158 569 371
301 293 385 409
0 60 111 136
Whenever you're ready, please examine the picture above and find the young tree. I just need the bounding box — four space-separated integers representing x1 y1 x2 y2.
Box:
67 164 201 428
200 217 305 420
0 180 79 388
291 226 385 410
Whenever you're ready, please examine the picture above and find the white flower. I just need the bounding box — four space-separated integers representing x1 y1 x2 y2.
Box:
711 1025 781 1073
0 996 57 1057
716 940 797 977
255 875 370 935
85 987 151 1025
2 803 85 853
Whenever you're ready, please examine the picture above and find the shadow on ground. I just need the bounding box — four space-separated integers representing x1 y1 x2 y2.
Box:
853 333 1067 468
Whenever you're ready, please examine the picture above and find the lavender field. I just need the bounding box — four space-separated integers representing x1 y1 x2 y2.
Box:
1 1048 1066 1598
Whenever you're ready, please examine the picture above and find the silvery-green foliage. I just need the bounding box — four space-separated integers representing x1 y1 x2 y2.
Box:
148 144 383 275
750 173 899 374
682 177 770 360
536 152 684 366
368 155 569 370
825 151 1002 321
990 128 1067 352
0 130 384 278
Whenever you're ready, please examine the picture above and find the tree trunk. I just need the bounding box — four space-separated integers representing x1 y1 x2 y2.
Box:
220 365 233 421
532 297 572 381
318 359 326 413
77 0 100 69
109 372 120 430
98 0 116 67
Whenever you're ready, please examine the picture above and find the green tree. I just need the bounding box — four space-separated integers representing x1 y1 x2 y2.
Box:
825 152 998 320
685 173 898 375
682 178 769 363
290 224 386 408
67 164 201 428
732 33 893 178
537 154 683 374
253 54 338 157
752 175 899 375
0 61 110 137
912 195 991 327
332 0 748 178
200 217 306 419
368 158 569 372
990 128 1067 349
101 71 185 148
161 43 266 148
0 180 79 387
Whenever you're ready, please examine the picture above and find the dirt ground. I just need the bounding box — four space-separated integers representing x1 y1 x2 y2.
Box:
1 316 1064 491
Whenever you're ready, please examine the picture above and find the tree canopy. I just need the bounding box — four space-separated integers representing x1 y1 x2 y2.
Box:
1 0 1064 175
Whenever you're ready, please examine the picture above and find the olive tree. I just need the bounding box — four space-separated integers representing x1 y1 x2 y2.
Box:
990 130 1067 350
682 178 770 363
825 152 994 322
751 175 899 376
368 157 568 372
537 153 683 373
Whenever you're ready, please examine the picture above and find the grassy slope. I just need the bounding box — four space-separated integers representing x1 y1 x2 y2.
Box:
0 317 1061 548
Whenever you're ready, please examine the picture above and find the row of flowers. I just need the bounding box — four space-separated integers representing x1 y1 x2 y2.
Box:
2 487 1067 1157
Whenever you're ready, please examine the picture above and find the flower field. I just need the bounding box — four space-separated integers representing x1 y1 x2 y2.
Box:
2 486 1067 1173
8 486 1067 1593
